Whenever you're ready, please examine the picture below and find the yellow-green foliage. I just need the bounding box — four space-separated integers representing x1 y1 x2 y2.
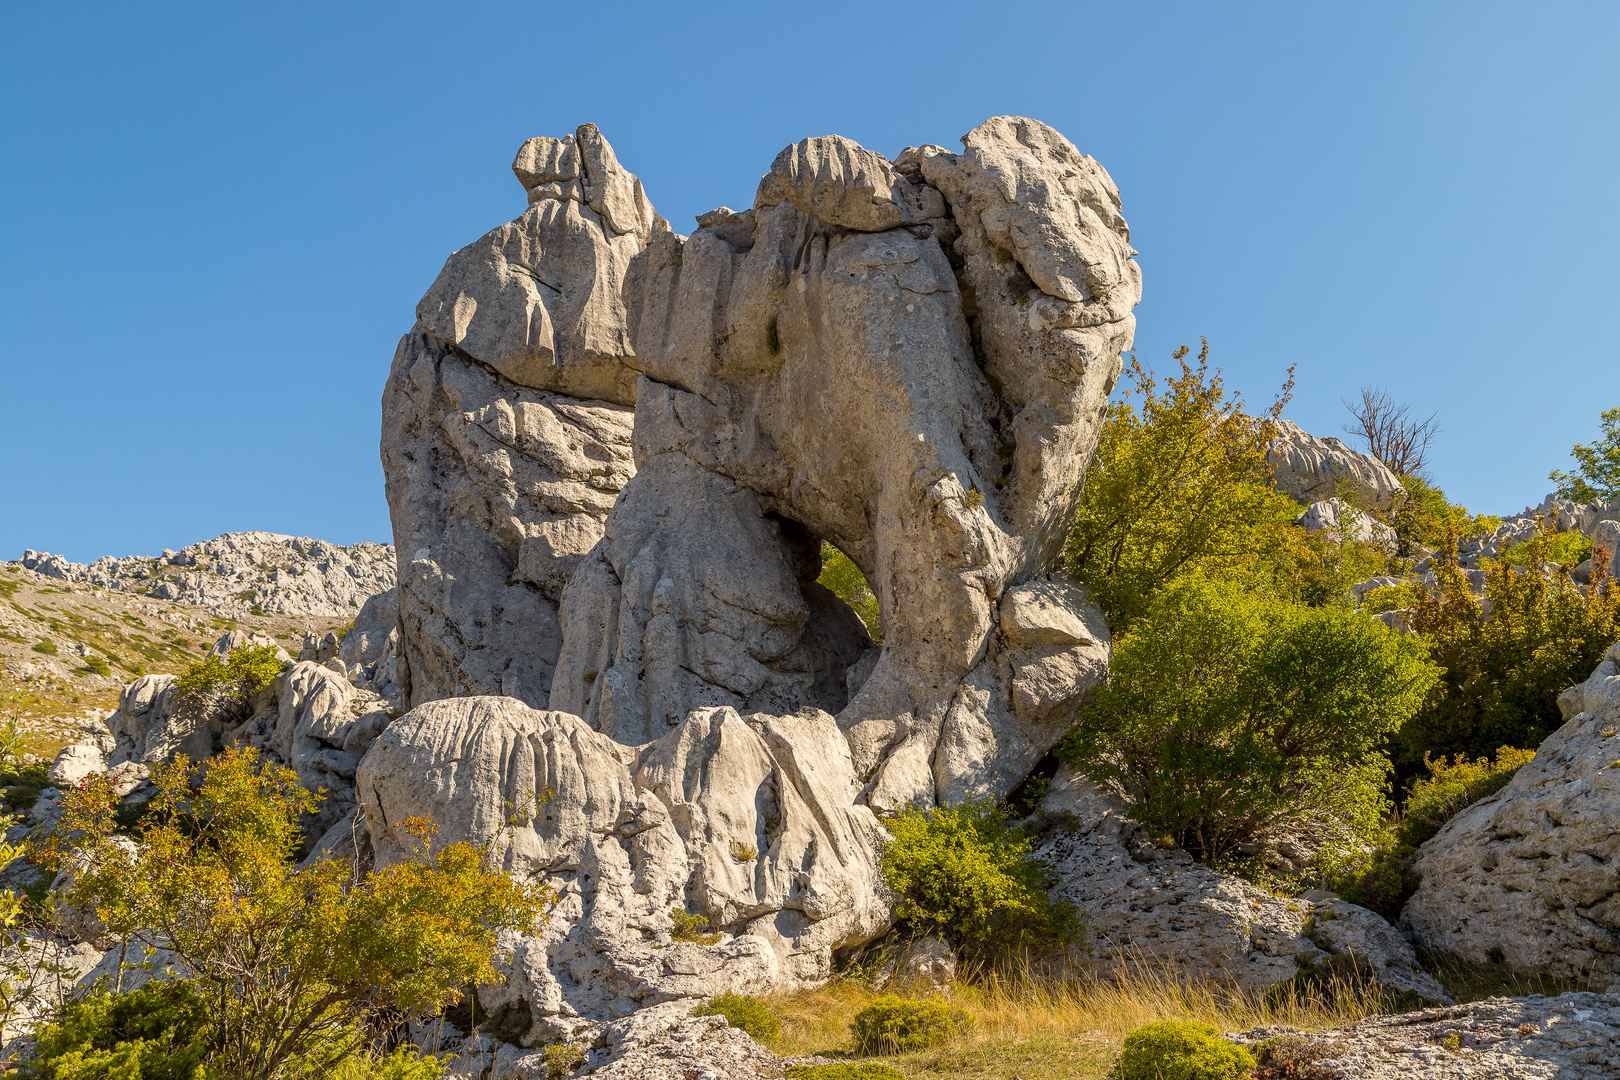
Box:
1363 581 1419 614
1495 529 1593 570
1067 341 1304 632
786 1066 907 1080
540 1042 585 1080
818 543 881 645
172 644 285 717
37 747 549 1080
1061 574 1438 867
1391 475 1500 553
1398 532 1620 778
1550 406 1620 503
1327 746 1535 921
1399 746 1536 849
670 908 720 945
879 798 1080 963
850 996 970 1055
23 978 212 1080
1111 1021 1255 1080
693 992 782 1041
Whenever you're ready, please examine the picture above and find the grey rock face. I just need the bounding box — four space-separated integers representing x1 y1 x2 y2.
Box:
1234 992 1620 1079
1402 642 1620 982
1263 418 1404 510
1030 767 1449 1003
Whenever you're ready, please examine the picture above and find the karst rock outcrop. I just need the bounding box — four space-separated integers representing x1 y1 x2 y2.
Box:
363 117 1137 1027
1402 641 1620 982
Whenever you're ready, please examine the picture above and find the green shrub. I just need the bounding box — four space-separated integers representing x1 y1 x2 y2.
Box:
1397 532 1619 784
849 996 969 1055
670 908 720 945
1549 406 1620 502
819 543 881 644
1363 581 1418 614
692 992 780 1041
1066 341 1303 633
83 656 113 677
32 639 57 655
787 1066 907 1080
1495 530 1592 570
541 1042 585 1080
23 978 212 1080
1391 475 1499 554
879 798 1080 963
1111 1021 1255 1080
172 644 286 722
1398 746 1535 848
1060 574 1438 867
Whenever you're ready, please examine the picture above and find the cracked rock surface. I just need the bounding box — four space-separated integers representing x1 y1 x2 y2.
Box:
1403 642 1620 982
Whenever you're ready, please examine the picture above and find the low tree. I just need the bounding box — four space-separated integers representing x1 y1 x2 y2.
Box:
1549 406 1620 503
1059 575 1438 868
37 748 551 1080
1342 386 1441 478
1067 341 1302 631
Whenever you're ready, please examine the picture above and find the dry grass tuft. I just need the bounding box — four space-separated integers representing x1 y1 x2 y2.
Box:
767 960 1395 1080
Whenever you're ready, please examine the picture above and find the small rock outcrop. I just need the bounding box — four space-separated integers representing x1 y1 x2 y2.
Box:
1029 766 1449 1003
354 695 888 1033
1402 642 1620 982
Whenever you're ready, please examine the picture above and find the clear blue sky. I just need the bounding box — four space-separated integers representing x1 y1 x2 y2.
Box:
3 1 1616 563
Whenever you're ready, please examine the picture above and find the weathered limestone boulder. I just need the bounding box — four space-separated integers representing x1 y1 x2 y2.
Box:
1264 418 1404 511
1402 641 1620 981
45 744 105 789
337 587 397 675
354 696 887 1037
1029 766 1449 1002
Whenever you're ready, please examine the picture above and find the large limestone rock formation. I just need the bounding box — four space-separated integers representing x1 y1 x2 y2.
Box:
1264 418 1404 511
363 117 1137 1034
1402 642 1620 981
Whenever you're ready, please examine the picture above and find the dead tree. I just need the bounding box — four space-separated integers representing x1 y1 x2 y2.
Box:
1342 386 1440 478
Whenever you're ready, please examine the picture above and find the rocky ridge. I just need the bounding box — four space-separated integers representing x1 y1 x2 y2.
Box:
16 532 395 621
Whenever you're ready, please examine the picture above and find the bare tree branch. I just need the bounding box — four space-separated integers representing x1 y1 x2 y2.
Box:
1342 385 1441 478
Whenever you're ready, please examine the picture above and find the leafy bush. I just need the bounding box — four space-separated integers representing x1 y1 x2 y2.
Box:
1363 581 1419 614
849 996 970 1055
879 798 1080 963
172 644 286 722
787 1066 907 1080
541 1042 585 1080
1060 575 1438 866
1549 406 1620 502
1112 1021 1255 1080
693 992 781 1041
83 656 113 677
32 640 57 655
22 978 212 1080
1390 475 1499 554
1066 341 1302 632
37 747 550 1080
1397 532 1619 782
670 908 720 945
819 542 881 644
